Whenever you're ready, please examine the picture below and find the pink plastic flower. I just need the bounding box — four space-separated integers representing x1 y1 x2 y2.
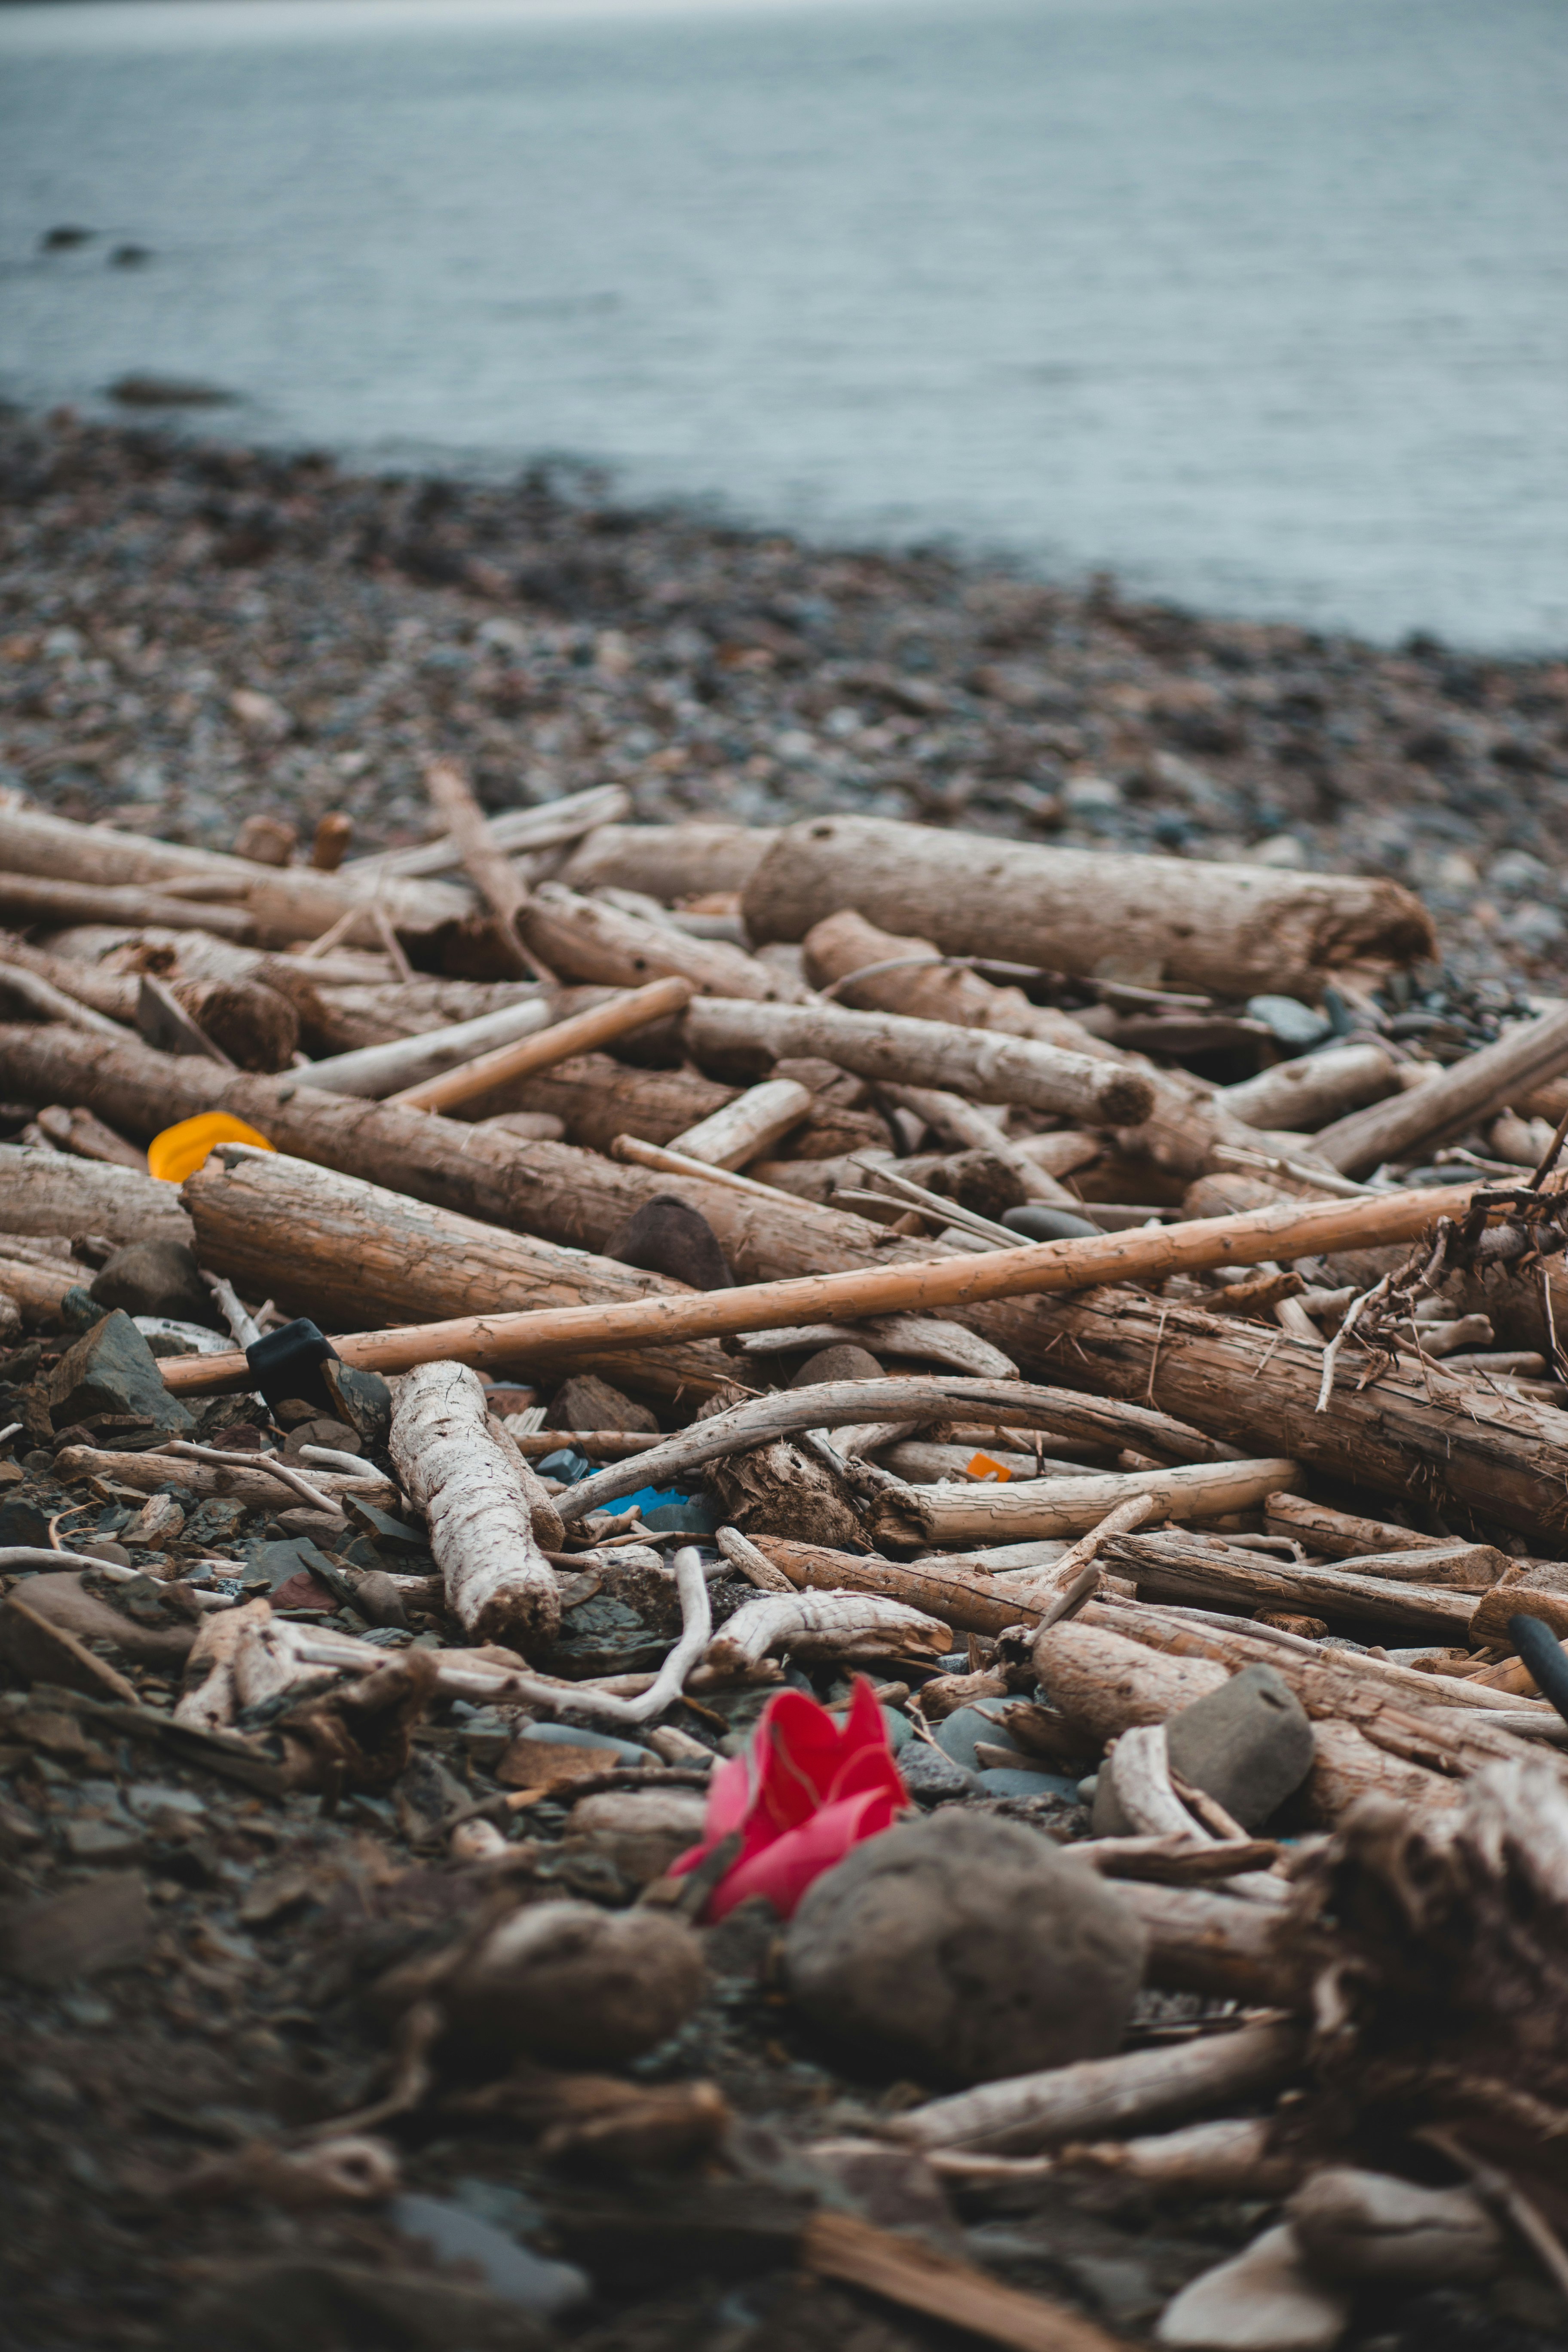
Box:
670 1677 907 1922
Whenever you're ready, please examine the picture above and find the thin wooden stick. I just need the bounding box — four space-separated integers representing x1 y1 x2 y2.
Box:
386 975 694 1112
156 1179 1488 1394
425 756 553 983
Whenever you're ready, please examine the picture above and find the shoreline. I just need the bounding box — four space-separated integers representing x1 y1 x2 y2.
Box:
3 409 1566 986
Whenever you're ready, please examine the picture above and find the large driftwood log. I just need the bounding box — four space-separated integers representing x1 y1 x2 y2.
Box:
743 815 1435 1000
1262 1492 1448 1559
0 1142 194 1246
889 2018 1305 2155
685 996 1155 1125
389 1360 560 1651
518 884 794 1001
0 799 475 952
556 821 776 900
555 1376 1242 1524
455 1052 739 1150
181 1151 738 1400
1314 1003 1568 1175
870 1458 1302 1548
0 872 257 940
1118 1879 1298 2003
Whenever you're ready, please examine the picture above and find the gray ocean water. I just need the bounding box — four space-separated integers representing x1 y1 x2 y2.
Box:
1 0 1565 650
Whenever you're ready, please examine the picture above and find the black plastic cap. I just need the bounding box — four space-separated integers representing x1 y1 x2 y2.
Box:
245 1318 340 1415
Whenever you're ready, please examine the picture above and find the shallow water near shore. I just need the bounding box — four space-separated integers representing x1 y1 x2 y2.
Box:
0 0 1565 650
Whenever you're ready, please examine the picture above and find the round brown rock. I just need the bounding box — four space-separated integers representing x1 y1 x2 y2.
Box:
442 1899 704 2068
784 1811 1146 2086
790 1343 883 1387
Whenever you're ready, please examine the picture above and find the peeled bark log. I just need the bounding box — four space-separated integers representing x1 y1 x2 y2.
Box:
870 1458 1301 1548
422 756 542 981
0 872 258 940
685 996 1154 1125
0 1141 193 1246
756 1535 1056 1638
744 815 1435 1000
277 975 548 1057
390 1360 560 1651
388 977 692 1112
0 799 474 952
181 1150 738 1401
557 821 776 902
876 1086 1080 1208
889 2018 1305 2155
695 1591 950 1680
1315 1003 1568 1175
518 884 793 1001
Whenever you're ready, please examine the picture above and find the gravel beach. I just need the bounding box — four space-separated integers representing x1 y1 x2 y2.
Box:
3 412 1566 989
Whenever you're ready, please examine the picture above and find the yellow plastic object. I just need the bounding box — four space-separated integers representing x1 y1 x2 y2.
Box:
147 1112 275 1185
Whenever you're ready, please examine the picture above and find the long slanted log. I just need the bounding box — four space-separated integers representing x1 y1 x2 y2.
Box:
869 1459 1302 1548
422 756 546 982
1314 1003 1568 1175
181 1151 739 1401
0 1142 194 1246
456 1052 740 1151
0 872 259 941
753 1537 1057 1638
390 1361 560 1651
744 815 1435 1000
667 1078 814 1169
685 996 1155 1126
303 999 554 1096
0 799 475 953
1219 1044 1401 1133
386 977 693 1112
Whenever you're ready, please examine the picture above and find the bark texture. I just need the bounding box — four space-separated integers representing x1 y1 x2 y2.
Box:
557 821 776 901
390 1359 560 1651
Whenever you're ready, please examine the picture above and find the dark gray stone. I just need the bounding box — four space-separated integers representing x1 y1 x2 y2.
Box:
320 1359 393 1445
935 1702 1023 1773
47 1311 193 1437
784 1810 1146 2085
1093 1663 1314 1834
1001 1204 1101 1241
603 1194 733 1290
898 1743 978 1804
91 1240 215 1328
790 1343 883 1386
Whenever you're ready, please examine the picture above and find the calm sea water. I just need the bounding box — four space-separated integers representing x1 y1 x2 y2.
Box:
1 0 1565 649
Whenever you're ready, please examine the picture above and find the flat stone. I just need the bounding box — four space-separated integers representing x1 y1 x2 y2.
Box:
65 1817 147 1862
899 1743 978 1804
976 1767 1079 1801
1157 2223 1349 2349
90 1239 214 1327
784 1810 1146 2086
47 1309 193 1437
603 1194 733 1291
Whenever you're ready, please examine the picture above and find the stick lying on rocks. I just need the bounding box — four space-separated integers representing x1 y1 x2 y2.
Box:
155 1179 1485 1391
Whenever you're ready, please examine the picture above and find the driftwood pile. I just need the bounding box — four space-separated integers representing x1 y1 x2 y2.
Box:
7 775 1568 2347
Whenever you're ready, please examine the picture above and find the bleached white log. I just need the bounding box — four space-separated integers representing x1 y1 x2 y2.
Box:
390 1359 560 1651
667 1077 814 1169
695 1590 950 1682
303 998 552 1096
